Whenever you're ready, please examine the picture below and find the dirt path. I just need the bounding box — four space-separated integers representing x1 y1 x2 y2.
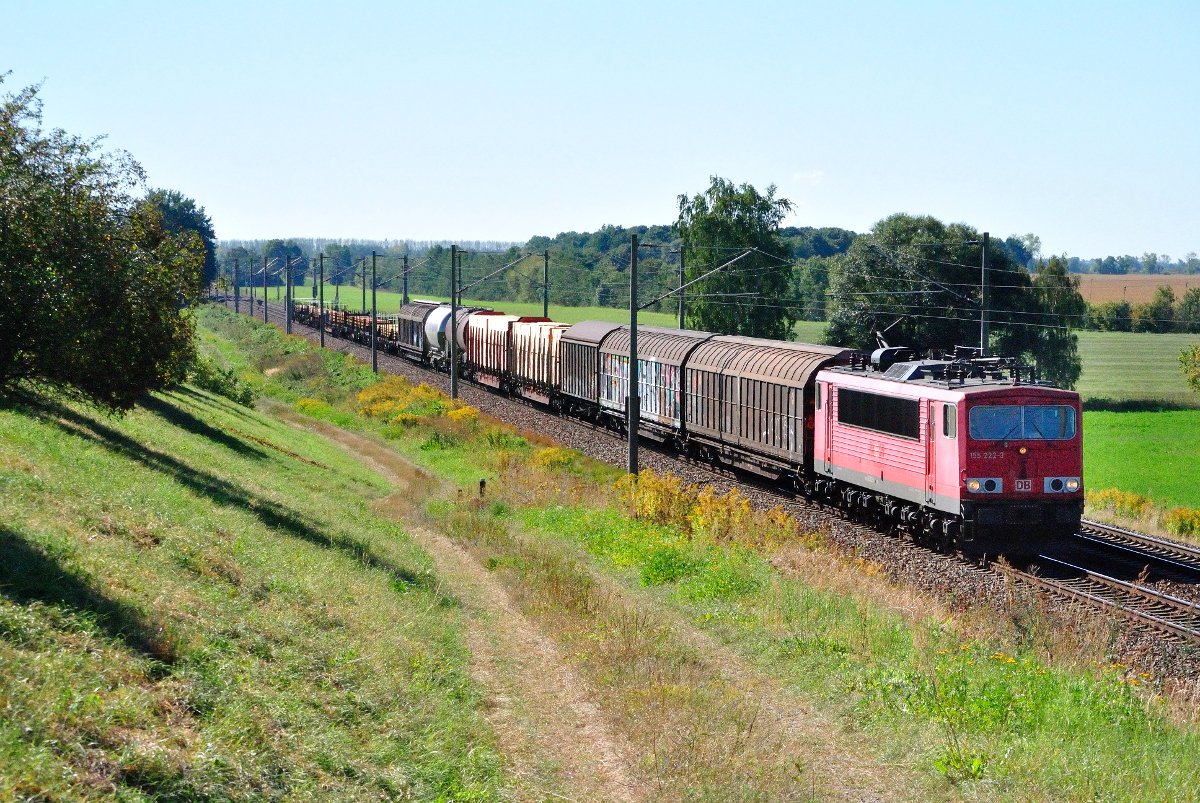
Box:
269 406 955 802
270 407 646 803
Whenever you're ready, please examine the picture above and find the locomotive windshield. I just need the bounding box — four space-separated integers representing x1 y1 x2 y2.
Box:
968 404 1076 441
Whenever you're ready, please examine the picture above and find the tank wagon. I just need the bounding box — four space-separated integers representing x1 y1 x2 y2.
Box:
289 300 1082 556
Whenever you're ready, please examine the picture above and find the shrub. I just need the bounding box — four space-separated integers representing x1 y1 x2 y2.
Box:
483 428 527 450
421 431 460 451
1088 488 1155 520
535 447 579 471
614 469 818 549
294 398 332 416
358 376 449 420
1 81 204 411
189 355 256 406
1164 508 1200 537
446 405 480 425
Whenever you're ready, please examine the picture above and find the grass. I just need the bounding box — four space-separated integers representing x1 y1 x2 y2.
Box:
0 383 500 799
1084 410 1200 510
512 503 1200 800
388 424 1200 800
1076 330 1200 406
189 305 1200 799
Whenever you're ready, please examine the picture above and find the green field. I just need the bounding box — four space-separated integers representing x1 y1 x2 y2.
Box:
1074 330 1199 405
1084 410 1200 509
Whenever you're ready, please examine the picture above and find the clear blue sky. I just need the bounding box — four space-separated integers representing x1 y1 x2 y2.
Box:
3 1 1197 258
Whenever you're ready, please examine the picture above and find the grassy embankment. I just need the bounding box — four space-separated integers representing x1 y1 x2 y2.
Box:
0 349 500 798
199 303 1200 802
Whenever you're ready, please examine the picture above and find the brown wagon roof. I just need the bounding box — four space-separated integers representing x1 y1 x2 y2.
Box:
561 320 623 346
398 301 442 323
601 326 716 366
689 336 852 385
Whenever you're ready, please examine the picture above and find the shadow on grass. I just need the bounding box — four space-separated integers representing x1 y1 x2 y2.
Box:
0 526 182 665
19 394 433 594
173 384 262 424
138 394 267 459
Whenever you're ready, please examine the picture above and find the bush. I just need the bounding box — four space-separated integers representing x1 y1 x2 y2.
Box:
1164 508 1200 537
1090 301 1132 332
446 405 480 426
1088 488 1154 520
535 447 579 471
188 355 256 407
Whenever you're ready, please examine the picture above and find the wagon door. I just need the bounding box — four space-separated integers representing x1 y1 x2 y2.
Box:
925 400 936 504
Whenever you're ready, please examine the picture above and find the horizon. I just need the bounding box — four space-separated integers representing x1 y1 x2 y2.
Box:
4 1 1197 258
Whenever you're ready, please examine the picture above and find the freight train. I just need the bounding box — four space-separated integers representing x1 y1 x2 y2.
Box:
293 301 1083 556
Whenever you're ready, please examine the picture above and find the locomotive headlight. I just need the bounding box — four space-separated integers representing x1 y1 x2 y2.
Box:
1044 476 1081 493
967 479 981 492
1019 446 1027 455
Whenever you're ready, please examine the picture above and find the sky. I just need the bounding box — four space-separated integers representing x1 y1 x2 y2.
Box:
3 1 1198 258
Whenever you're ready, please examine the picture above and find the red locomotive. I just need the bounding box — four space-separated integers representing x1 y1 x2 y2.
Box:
813 347 1082 556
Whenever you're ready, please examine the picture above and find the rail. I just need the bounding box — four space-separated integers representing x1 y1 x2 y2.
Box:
226 298 1200 645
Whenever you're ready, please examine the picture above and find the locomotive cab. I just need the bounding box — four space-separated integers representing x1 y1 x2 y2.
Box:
960 390 1083 556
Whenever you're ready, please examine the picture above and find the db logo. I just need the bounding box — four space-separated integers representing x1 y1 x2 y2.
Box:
1015 479 1032 492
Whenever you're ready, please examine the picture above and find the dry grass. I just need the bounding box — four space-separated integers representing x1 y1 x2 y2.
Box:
1077 273 1200 304
442 505 814 801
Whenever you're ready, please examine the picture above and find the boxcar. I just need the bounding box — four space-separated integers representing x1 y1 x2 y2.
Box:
599 326 716 439
684 337 851 480
559 321 623 416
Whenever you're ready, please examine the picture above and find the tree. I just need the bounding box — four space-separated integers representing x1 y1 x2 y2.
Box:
263 239 304 286
1182 344 1200 393
324 243 354 286
1028 256 1085 388
1176 288 1200 334
1131 286 1175 333
1142 252 1160 275
147 188 216 285
824 214 1085 387
0 80 204 411
1186 252 1199 275
1091 300 1133 331
676 176 795 339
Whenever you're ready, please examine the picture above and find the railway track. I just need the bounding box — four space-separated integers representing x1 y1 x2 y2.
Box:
218 297 1200 646
1004 556 1200 643
1076 518 1200 576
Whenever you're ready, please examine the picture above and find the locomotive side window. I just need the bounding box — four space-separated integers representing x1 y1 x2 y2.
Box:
968 405 1076 440
942 404 956 438
815 382 822 410
836 387 920 440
